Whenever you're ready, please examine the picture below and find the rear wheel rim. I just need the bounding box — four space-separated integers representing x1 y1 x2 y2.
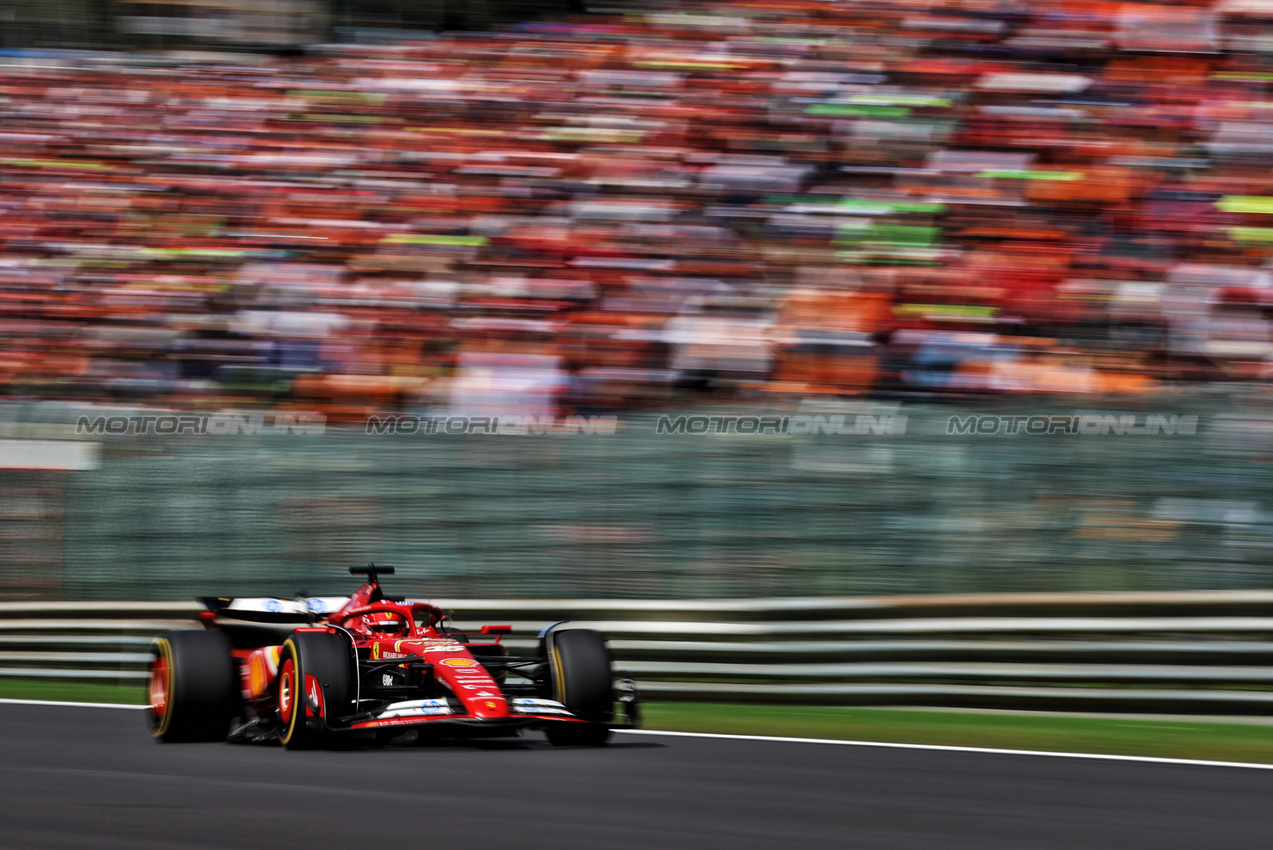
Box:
278 658 296 725
148 656 169 723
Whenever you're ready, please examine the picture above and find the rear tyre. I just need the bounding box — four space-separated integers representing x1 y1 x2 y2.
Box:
148 631 237 743
545 629 613 747
276 631 355 750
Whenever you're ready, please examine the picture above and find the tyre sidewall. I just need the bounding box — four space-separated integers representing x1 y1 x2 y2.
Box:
277 632 354 749
546 629 614 745
550 629 614 723
149 630 236 743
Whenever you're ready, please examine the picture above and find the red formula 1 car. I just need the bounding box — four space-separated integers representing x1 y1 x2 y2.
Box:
147 565 639 748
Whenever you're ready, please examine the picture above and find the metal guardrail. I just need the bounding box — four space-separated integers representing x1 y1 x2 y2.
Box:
3 592 1273 714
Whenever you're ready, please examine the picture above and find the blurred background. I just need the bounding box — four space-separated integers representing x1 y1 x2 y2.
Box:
2 0 1273 602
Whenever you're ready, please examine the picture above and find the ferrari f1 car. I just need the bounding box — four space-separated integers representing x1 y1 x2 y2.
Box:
147 565 639 748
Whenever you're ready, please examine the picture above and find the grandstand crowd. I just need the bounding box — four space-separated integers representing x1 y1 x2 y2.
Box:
3 0 1273 419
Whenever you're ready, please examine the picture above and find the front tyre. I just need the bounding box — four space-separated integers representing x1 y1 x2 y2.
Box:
148 631 237 743
545 629 613 747
276 631 355 750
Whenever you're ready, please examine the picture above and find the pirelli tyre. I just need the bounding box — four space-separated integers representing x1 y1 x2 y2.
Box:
545 628 614 747
148 631 237 743
276 631 355 750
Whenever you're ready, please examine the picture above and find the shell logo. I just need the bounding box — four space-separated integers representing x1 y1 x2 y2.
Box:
440 658 478 668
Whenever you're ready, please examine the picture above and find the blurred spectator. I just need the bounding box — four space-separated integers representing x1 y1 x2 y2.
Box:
7 0 1273 417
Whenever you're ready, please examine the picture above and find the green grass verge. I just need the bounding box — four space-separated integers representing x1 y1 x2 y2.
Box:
0 679 144 706
642 703 1273 764
4 680 1271 764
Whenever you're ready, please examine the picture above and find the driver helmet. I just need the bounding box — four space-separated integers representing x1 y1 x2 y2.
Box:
364 611 408 636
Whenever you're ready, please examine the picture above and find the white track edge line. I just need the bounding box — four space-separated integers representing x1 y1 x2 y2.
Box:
615 729 1273 771
0 698 146 710
0 701 1265 769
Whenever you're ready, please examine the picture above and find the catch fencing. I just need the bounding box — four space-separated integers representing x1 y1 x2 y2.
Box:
3 391 1273 602
5 591 1273 714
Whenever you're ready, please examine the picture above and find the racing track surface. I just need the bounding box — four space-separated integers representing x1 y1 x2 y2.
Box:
2 703 1272 850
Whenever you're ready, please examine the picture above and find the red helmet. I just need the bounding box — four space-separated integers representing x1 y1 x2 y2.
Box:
362 611 408 636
